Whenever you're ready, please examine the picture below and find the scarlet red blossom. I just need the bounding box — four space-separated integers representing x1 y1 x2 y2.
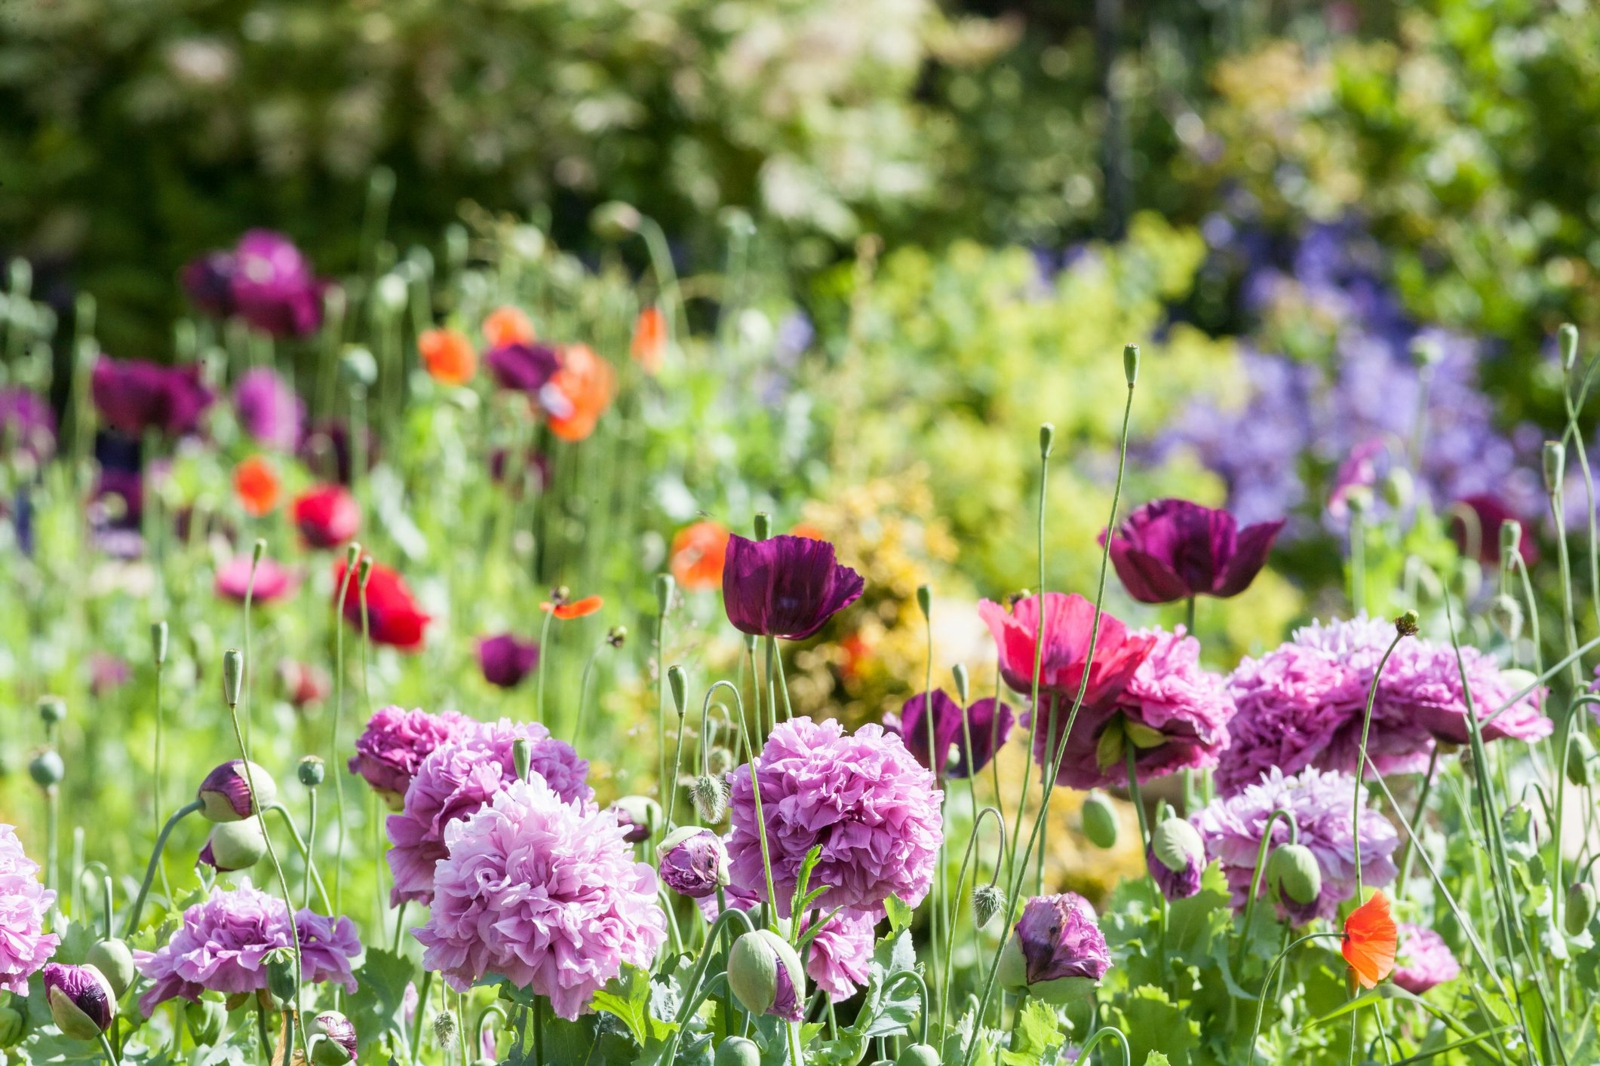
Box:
292 485 361 548
334 557 430 651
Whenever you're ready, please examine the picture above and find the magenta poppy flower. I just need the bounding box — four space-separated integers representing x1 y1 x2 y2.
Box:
485 342 561 394
883 691 1014 778
292 485 361 548
978 592 1153 709
181 251 238 318
229 230 327 337
1328 438 1385 519
1102 499 1283 604
1450 494 1538 567
0 388 56 462
91 358 214 438
214 555 299 603
722 534 864 641
233 367 304 451
476 633 539 689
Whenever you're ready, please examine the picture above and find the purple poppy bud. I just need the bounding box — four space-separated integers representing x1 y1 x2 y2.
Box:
610 796 659 844
234 367 306 451
727 930 805 1022
476 633 540 689
43 963 116 1039
721 534 864 641
997 893 1110 1004
1146 817 1205 901
312 1010 358 1066
656 827 730 899
485 342 561 394
1101 498 1283 604
197 760 277 822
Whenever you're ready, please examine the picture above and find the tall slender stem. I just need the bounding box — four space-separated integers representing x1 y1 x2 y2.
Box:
1352 628 1406 898
331 550 358 915
125 800 201 936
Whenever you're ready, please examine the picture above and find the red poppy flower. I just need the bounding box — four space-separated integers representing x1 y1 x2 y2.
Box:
333 557 430 651
670 521 731 591
630 306 666 375
293 484 361 548
233 456 281 516
419 328 477 386
483 306 536 348
978 592 1153 709
1342 891 1398 990
546 345 615 442
540 595 603 620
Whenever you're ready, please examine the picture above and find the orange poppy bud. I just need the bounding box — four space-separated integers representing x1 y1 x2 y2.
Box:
1341 890 1398 990
419 328 477 386
483 306 536 348
234 456 281 517
670 521 731 591
630 306 667 375
547 345 616 443
540 595 604 620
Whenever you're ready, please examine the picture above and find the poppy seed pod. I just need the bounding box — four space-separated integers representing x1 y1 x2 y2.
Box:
0 1004 26 1048
299 755 326 788
312 1011 358 1066
38 696 67 726
184 999 227 1046
85 939 136 998
1567 733 1596 787
29 749 64 789
1080 791 1118 849
43 964 117 1040
1123 343 1140 387
197 760 277 822
1560 323 1580 372
1147 817 1206 901
1566 882 1596 937
896 1046 940 1066
727 930 805 1021
1268 844 1322 912
199 816 267 872
715 1036 761 1066
657 826 731 898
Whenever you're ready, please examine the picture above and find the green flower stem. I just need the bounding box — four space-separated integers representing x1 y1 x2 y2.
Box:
152 640 168 897
941 807 1004 1037
570 636 610 748
1394 747 1439 899
410 969 434 1066
655 599 668 816
1235 808 1297 968
330 549 358 916
303 790 318 911
1560 357 1600 630
1247 932 1342 1064
715 679 780 932
771 639 795 723
124 800 202 937
535 609 556 728
1076 1025 1131 1066
919 602 947 1026
1352 629 1406 899
657 907 756 1065
97 1030 121 1066
264 804 332 915
880 971 930 1046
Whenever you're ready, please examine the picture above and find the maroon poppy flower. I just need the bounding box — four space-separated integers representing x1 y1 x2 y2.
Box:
292 485 361 548
485 342 561 394
884 691 1014 779
229 230 328 338
1101 498 1283 604
91 358 214 438
722 534 864 641
181 251 237 318
1451 494 1538 567
334 557 430 651
978 592 1153 709
476 633 540 689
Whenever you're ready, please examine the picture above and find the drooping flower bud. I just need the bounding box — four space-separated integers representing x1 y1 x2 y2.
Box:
0 1004 26 1048
1567 882 1597 937
199 816 268 872
198 760 277 822
85 939 137 998
222 649 244 707
691 774 727 824
433 1010 457 1049
1489 594 1524 644
610 796 660 844
184 998 227 1046
656 827 731 899
1147 817 1206 901
727 930 805 1021
972 883 1006 930
1267 844 1322 921
1080 791 1118 849
299 755 326 788
43 964 117 1040
312 1011 358 1066
37 696 67 726
1568 733 1596 787
714 1036 761 1066
997 894 1110 1005
29 749 64 789
590 202 642 240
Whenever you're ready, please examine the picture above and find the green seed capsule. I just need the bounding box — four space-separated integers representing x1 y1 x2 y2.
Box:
715 1036 761 1066
1080 791 1118 849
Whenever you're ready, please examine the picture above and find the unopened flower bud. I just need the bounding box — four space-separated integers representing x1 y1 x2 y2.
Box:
916 584 932 619
972 883 1006 930
606 626 627 648
1490 594 1524 644
222 649 244 707
753 512 771 541
38 696 67 726
0 1003 27 1047
29 749 64 789
691 774 727 823
198 760 277 822
1410 335 1442 368
1567 882 1597 937
298 755 325 788
1268 844 1322 913
590 202 642 240
1382 467 1413 511
715 1036 761 1066
667 665 687 718
1123 344 1140 387
184 999 227 1045
727 930 805 1021
1569 733 1597 787
1039 423 1055 459
85 939 137 998
433 1010 457 1048
996 894 1109 1004
199 816 267 872
312 1011 358 1066
655 573 675 615
952 663 970 705
1147 817 1205 901
1560 323 1580 372
152 620 169 664
263 947 299 1004
611 796 660 844
657 826 731 899
340 347 378 387
513 738 533 783
1395 610 1419 638
706 746 735 777
1500 520 1522 566
1544 441 1566 496
1080 791 1118 849
43 964 117 1039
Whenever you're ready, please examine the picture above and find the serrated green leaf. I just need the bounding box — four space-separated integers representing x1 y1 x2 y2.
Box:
998 999 1060 1066
343 948 416 1058
883 895 913 935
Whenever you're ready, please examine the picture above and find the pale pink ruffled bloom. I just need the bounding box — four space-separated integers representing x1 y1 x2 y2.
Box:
413 777 665 1020
727 717 942 920
214 555 299 603
386 718 590 905
0 824 58 994
801 911 875 1002
348 706 470 806
132 882 360 1015
1393 923 1461 994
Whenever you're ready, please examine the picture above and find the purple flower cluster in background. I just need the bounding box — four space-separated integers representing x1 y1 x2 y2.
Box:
182 230 331 338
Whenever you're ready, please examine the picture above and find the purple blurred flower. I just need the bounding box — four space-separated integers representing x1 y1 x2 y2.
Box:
92 358 214 438
297 419 378 485
413 777 665 1020
181 252 237 317
387 718 591 905
1192 765 1398 923
88 653 132 698
476 634 539 689
233 367 305 451
347 706 470 808
656 827 730 899
722 534 864 641
132 882 360 1015
485 342 561 394
1450 493 1538 567
1102 499 1283 603
1327 438 1385 519
1393 923 1461 994
726 717 941 920
0 388 56 462
0 824 59 994
228 230 327 337
883 691 1014 779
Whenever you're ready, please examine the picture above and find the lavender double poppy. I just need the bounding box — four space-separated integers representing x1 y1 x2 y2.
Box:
91 358 215 438
722 534 864 641
1102 498 1283 605
884 690 1014 779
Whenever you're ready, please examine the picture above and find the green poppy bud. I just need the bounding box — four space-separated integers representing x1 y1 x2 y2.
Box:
184 998 227 1046
726 930 805 1021
340 347 378 387
1566 882 1596 937
200 817 267 872
298 756 326 789
1544 441 1566 495
29 749 64 789
85 939 137 998
433 1010 458 1048
655 573 675 615
513 738 533 783
198 761 277 822
895 1044 941 1066
1500 520 1522 566
264 947 298 1005
1567 733 1596 787
37 696 67 726
1560 323 1580 372
222 649 244 708
753 513 771 541
691 775 727 824
916 584 932 619
1268 844 1322 908
952 663 970 705
152 621 169 665
1039 423 1055 459
1489 594 1524 644
1148 817 1206 901
1123 344 1140 387
1080 791 1118 849
667 666 688 718
972 883 1006 930
715 1036 762 1066
0 1003 27 1048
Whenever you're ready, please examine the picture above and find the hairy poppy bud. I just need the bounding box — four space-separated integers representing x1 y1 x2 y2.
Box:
610 796 659 844
512 738 533 783
185 999 226 1045
298 755 326 788
1544 441 1566 496
1560 323 1580 372
200 817 267 872
715 1036 761 1066
198 760 277 822
85 939 136 998
222 649 244 707
0 1004 26 1048
1268 844 1322 912
38 696 67 726
29 749 64 789
1394 610 1419 638
1123 343 1140 387
1490 594 1524 644
1568 733 1596 787
1039 423 1055 460
667 665 688 718
1567 882 1597 937
43 964 117 1040
1147 817 1205 901
1080 791 1118 849
973 883 1006 930
657 826 731 899
691 774 727 824
1382 467 1413 511
433 1010 457 1048
312 1011 358 1066
727 930 805 1021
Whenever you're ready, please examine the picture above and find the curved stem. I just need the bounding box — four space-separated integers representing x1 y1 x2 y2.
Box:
1236 808 1298 964
656 908 757 1065
124 800 201 937
880 971 930 1046
1247 932 1342 1064
266 804 333 915
711 680 780 927
1076 1025 1132 1066
78 864 115 940
330 553 357 916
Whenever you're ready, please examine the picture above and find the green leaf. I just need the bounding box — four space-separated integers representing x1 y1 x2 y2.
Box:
884 894 913 935
998 999 1060 1066
344 949 416 1058
590 965 678 1049
1143 1054 1171 1066
1104 985 1199 1066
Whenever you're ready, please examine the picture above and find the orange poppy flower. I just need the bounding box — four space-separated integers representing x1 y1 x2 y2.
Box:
790 522 827 541
419 327 477 386
670 521 731 590
630 306 667 375
540 595 604 620
547 344 616 442
234 456 281 517
483 306 536 348
1341 890 1398 990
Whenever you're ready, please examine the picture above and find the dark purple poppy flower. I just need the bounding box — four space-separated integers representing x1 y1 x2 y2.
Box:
234 367 305 451
721 534 864 641
1101 499 1283 604
1451 494 1538 567
485 342 561 394
476 633 540 689
488 448 550 497
297 419 378 485
884 690 1014 779
91 358 214 438
998 893 1110 1002
180 251 237 317
0 388 56 462
229 230 327 337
